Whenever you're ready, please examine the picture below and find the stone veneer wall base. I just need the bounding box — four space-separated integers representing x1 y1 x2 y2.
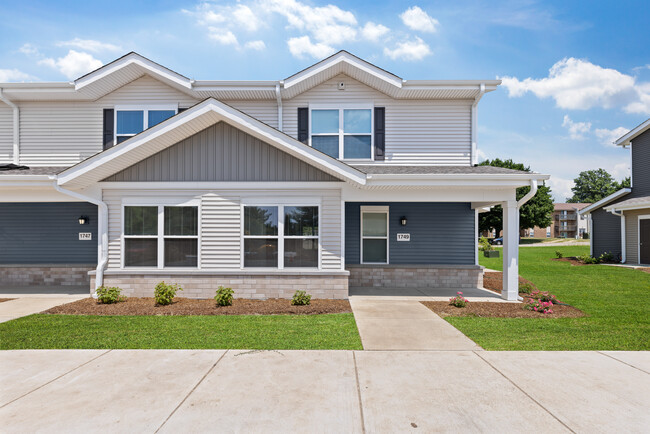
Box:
347 265 484 289
0 265 94 287
92 273 349 300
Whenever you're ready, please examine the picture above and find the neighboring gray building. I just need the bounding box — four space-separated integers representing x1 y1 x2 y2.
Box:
581 119 650 265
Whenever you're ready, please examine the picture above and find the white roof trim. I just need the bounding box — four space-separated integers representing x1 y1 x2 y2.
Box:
74 52 192 91
57 98 367 187
604 198 650 212
283 51 403 90
579 188 631 215
614 118 650 147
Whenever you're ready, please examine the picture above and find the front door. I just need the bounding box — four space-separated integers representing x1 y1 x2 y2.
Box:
640 218 650 264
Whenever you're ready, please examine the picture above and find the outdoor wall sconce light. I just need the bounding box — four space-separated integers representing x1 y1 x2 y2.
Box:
400 216 407 226
78 216 89 225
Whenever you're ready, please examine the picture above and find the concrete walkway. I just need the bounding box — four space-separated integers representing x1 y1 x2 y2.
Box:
1 350 648 433
349 298 482 350
0 286 87 323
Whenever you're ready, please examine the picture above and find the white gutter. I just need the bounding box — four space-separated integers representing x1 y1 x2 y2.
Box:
275 83 283 132
517 179 538 209
0 88 20 164
470 83 486 165
608 209 626 263
53 183 108 295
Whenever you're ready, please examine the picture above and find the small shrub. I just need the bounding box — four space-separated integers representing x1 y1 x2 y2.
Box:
599 251 615 263
523 298 554 314
215 286 234 306
555 250 563 259
449 291 469 308
479 237 492 252
519 282 535 294
530 290 561 304
96 285 125 304
577 254 600 264
154 281 182 305
291 290 312 306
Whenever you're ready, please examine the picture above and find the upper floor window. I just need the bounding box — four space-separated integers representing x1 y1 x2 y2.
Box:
310 107 372 160
115 105 177 144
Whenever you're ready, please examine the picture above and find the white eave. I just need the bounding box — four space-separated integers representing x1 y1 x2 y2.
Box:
579 188 632 215
615 118 650 147
363 172 549 188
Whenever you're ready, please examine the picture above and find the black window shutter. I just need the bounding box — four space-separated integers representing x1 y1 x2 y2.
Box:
103 109 114 150
297 107 309 144
374 107 385 160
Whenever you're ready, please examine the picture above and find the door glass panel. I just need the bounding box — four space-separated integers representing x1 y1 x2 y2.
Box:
363 239 387 263
363 212 387 237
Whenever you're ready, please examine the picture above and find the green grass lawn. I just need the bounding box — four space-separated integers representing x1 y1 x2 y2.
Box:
0 313 362 350
447 245 650 350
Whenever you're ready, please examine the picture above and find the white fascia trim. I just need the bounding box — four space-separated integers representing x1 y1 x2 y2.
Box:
283 52 402 90
580 188 632 215
75 54 192 91
57 99 367 187
614 119 650 147
99 181 343 190
605 201 650 212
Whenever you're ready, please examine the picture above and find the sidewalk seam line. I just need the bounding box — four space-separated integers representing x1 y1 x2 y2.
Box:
352 351 367 434
472 351 576 434
154 350 229 433
0 349 112 409
596 351 649 375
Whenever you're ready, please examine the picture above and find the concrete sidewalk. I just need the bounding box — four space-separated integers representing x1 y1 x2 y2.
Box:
0 350 648 433
0 295 87 323
350 298 483 350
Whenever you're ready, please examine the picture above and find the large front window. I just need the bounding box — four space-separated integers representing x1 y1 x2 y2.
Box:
123 205 198 268
243 205 319 268
311 108 372 160
115 105 177 144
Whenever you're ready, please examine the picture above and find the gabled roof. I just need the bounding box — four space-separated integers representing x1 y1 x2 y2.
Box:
579 189 631 215
615 118 650 147
554 203 590 211
604 195 650 212
57 98 367 188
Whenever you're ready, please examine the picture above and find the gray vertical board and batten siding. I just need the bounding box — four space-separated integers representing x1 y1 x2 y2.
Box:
591 207 622 258
345 202 475 265
103 122 341 182
0 202 98 264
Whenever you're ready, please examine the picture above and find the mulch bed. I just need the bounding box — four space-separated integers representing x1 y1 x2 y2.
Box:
422 301 585 318
0 298 14 303
43 297 352 316
552 257 589 266
482 271 538 294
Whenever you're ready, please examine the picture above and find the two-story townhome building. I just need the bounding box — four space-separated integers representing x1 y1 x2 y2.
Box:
580 119 650 265
0 51 548 300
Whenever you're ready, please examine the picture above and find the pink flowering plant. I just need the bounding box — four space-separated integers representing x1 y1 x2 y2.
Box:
449 291 469 308
523 298 554 314
530 290 561 304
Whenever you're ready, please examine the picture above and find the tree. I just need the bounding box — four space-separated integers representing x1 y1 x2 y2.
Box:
567 169 623 203
478 159 554 236
616 177 631 189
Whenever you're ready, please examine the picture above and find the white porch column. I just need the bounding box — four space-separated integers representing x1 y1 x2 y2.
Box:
502 200 519 300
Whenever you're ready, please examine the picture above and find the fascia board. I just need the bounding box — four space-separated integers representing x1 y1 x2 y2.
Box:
615 119 650 147
579 188 631 214
604 201 650 212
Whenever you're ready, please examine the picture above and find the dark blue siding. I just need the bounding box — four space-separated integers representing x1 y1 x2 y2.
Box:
345 202 475 265
591 207 622 258
0 202 98 264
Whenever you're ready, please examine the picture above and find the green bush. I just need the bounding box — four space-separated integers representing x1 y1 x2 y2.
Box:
599 251 615 263
154 281 182 305
479 236 492 251
555 250 563 259
577 254 600 264
215 286 234 306
291 290 312 306
519 282 535 294
96 286 126 304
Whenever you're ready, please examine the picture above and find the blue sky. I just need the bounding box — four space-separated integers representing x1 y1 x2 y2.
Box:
1 0 649 201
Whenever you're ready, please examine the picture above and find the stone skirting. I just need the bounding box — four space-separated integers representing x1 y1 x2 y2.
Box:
346 265 484 289
91 272 349 299
0 265 94 286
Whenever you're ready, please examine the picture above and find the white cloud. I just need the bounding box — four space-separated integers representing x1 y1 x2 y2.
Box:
399 6 439 33
39 50 103 80
19 43 39 56
595 126 629 147
0 68 37 82
361 22 390 41
547 177 575 202
56 38 122 53
384 37 431 61
611 162 631 180
562 115 591 140
287 36 335 59
207 28 239 46
232 5 262 32
477 148 488 162
501 57 650 114
244 40 266 50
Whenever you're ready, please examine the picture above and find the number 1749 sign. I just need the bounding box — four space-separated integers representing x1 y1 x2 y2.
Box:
396 233 410 241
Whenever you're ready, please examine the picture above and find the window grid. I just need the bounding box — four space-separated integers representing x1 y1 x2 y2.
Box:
114 106 177 145
310 108 373 161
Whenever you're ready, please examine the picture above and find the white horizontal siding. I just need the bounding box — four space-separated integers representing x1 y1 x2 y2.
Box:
201 193 241 269
282 74 472 165
321 190 342 270
223 100 279 129
104 189 123 270
0 103 12 163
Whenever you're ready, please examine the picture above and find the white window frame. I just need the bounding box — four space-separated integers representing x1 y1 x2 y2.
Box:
638 215 650 264
241 203 321 270
114 104 178 146
360 205 389 265
309 104 374 162
121 199 201 270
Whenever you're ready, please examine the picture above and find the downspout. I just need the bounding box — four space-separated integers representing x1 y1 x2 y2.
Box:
470 83 486 165
275 83 283 132
54 183 108 296
609 209 626 263
516 179 538 244
0 88 20 164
